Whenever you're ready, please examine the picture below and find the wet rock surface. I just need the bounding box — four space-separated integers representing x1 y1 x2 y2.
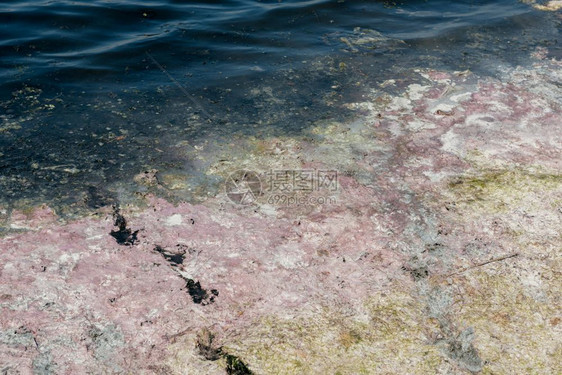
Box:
1 49 561 374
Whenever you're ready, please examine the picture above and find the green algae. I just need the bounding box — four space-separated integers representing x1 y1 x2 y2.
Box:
435 165 561 373
447 169 562 213
451 271 562 374
221 291 446 374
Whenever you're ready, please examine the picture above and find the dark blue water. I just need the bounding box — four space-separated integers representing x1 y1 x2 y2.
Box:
0 0 550 92
0 0 560 212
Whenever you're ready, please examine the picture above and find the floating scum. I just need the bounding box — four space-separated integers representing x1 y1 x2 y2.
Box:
0 48 561 374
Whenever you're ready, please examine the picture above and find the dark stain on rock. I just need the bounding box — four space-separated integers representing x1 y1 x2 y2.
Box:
180 276 218 305
196 328 223 361
444 328 483 373
186 279 207 304
196 328 253 374
402 263 430 281
424 242 444 253
154 245 185 266
110 206 139 245
434 322 483 374
154 243 217 304
410 266 429 281
225 354 253 375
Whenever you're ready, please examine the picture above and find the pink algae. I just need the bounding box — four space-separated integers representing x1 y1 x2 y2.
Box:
1 182 409 373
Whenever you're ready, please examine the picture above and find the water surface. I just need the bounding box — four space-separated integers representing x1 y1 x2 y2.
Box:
0 0 560 212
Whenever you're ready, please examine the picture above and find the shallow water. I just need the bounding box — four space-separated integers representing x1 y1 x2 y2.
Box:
0 0 560 212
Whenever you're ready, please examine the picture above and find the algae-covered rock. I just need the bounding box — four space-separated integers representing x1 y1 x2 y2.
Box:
1 50 561 374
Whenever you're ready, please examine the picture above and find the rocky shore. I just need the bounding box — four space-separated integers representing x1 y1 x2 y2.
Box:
1 48 561 374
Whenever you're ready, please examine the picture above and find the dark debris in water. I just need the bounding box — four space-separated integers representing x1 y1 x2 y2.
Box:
109 206 139 246
84 186 115 209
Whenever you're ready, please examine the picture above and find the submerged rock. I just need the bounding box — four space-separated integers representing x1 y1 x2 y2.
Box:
325 27 406 53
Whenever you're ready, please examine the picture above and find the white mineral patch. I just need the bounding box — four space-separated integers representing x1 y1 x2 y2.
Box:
165 214 183 226
407 84 430 101
465 114 498 130
2 263 16 277
10 221 30 230
423 170 452 182
430 103 456 114
272 244 306 269
450 92 473 103
86 234 104 241
258 204 278 217
487 100 513 115
388 121 404 136
58 253 80 264
520 271 546 301
387 96 412 112
440 129 463 156
405 119 436 131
